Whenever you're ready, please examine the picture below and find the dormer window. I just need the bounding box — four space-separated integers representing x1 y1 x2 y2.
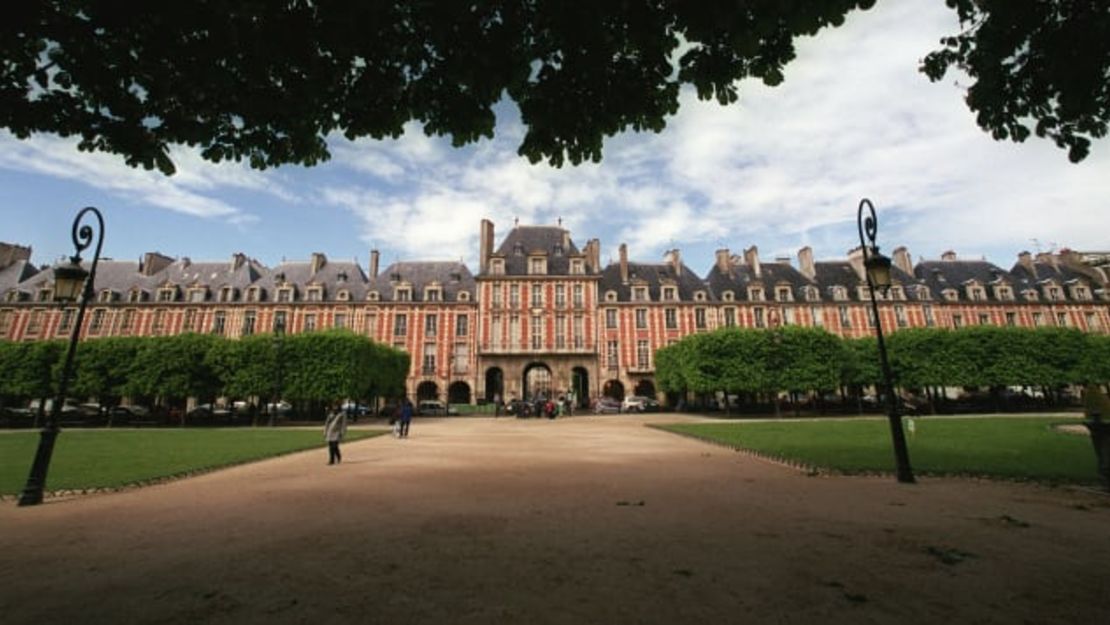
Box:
1046 286 1063 301
277 287 293 303
748 287 764 302
158 287 177 302
38 288 54 302
570 259 584 275
457 291 470 302
367 290 380 302
1071 284 1092 301
98 290 117 303
395 287 412 302
965 285 986 301
529 257 546 275
245 287 261 302
775 286 793 302
425 287 442 302
662 287 677 301
722 290 735 302
491 259 505 275
337 289 350 301
219 286 237 302
305 286 323 302
127 290 144 303
188 287 207 303
890 286 904 301
1022 289 1039 302
994 286 1013 301
605 291 618 302
804 286 820 302
631 286 649 302
553 243 564 256
942 288 959 302
693 291 706 302
337 271 348 283
513 242 524 256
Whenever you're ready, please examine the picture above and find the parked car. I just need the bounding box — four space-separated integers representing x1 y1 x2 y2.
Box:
594 397 622 414
417 400 458 416
621 395 660 413
265 400 292 415
187 403 232 419
340 401 370 417
110 404 150 418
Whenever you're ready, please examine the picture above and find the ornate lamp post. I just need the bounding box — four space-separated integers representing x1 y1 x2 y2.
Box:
18 207 105 506
857 198 915 484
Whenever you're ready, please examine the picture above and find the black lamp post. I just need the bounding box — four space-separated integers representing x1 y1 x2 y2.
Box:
857 198 915 484
18 207 105 506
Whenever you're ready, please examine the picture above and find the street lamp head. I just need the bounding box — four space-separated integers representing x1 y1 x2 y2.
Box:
865 248 893 292
52 257 89 303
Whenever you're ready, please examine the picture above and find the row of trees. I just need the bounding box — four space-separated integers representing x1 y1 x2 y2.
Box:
656 326 1110 415
0 330 409 424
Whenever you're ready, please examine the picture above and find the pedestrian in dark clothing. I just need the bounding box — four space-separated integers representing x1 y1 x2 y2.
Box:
324 407 348 464
399 400 414 438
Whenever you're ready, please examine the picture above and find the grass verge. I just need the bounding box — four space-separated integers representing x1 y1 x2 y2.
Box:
656 416 1099 483
0 428 385 496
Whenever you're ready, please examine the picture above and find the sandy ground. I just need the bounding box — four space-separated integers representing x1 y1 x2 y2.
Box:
2 414 1109 625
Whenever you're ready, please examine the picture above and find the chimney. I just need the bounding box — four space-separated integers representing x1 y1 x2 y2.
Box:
667 249 682 275
141 252 174 276
310 252 326 274
744 245 761 279
619 243 629 283
229 252 247 272
941 250 958 262
587 239 600 273
847 246 866 281
797 246 815 280
715 248 732 274
892 246 913 276
479 219 494 273
0 242 32 270
1035 251 1059 271
369 249 380 279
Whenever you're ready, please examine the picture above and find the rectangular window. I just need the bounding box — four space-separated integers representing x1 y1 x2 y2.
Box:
453 343 469 373
491 315 502 348
724 308 736 327
868 307 876 328
811 306 823 327
0 310 12 336
636 340 650 370
302 313 314 333
509 284 520 306
573 284 583 307
89 309 105 334
189 289 205 303
273 310 287 333
491 285 503 308
531 283 542 307
978 313 990 325
158 289 174 302
426 289 441 302
952 314 964 328
573 315 584 349
695 308 707 329
531 315 543 349
363 313 377 338
607 340 619 370
1057 312 1068 327
783 307 796 325
923 305 935 327
555 285 566 308
456 314 468 336
422 344 436 375
27 310 43 335
665 308 677 329
776 287 792 302
58 308 74 334
632 287 648 302
242 311 256 336
530 258 545 275
1005 312 1016 326
394 314 407 336
754 307 766 328
396 288 411 302
555 314 566 348
895 305 907 328
838 305 851 328
750 288 764 302
152 309 165 335
334 313 347 329
1033 312 1045 327
213 311 227 335
425 314 438 336
635 308 647 329
662 287 676 301
570 260 584 275
1085 312 1099 330
278 289 292 303
510 315 520 349
606 308 617 329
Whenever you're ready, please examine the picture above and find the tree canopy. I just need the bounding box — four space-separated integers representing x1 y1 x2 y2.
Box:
7 1 1101 175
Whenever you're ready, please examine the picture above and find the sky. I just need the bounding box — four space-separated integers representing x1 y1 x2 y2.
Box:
2 1 1107 277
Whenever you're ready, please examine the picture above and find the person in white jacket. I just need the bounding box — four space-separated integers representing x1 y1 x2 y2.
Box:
324 407 348 465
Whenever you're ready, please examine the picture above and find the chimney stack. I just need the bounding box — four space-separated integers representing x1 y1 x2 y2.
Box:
369 249 380 279
743 245 761 279
584 239 600 273
310 252 327 274
892 246 913 276
0 243 32 270
667 249 682 275
715 249 731 274
941 250 958 262
619 243 629 283
140 252 174 276
797 246 815 280
479 219 494 273
847 246 866 281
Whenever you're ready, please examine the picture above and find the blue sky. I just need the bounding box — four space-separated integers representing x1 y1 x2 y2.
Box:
2 1 1108 275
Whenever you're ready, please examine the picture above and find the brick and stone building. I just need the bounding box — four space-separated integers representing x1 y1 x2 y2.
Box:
1 221 1107 406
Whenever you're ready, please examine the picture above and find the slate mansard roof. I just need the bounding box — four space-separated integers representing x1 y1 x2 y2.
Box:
599 258 709 302
368 261 476 302
492 225 585 276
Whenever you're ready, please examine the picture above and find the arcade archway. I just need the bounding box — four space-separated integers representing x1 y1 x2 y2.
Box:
633 379 655 398
416 381 439 401
484 367 504 402
523 363 553 400
571 367 590 408
448 381 471 404
603 379 625 400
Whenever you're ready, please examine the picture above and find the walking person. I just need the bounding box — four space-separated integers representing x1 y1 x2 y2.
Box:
324 404 348 465
399 399 414 438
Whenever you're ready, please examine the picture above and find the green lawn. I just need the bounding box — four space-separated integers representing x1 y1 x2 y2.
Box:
658 416 1099 483
0 428 385 495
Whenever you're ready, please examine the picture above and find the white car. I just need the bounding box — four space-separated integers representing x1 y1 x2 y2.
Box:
621 396 660 413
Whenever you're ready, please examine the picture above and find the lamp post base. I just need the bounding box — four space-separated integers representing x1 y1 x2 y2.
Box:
17 427 60 507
